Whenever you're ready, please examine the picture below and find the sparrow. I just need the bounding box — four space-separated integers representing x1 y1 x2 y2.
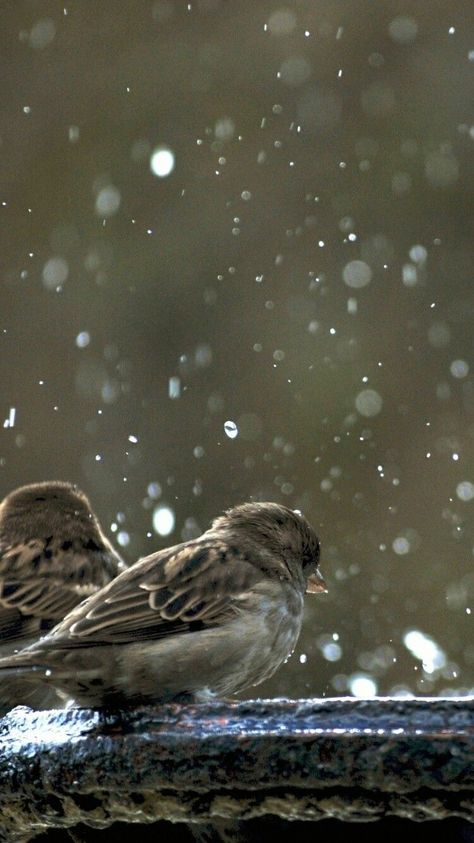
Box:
0 481 126 709
0 502 325 710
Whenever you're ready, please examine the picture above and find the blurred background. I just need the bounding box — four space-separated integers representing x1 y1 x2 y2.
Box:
0 0 473 699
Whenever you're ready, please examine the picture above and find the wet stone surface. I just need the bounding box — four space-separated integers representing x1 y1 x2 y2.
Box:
0 697 473 841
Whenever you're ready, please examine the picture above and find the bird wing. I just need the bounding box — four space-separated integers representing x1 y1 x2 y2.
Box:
0 538 119 623
0 606 41 647
50 540 263 644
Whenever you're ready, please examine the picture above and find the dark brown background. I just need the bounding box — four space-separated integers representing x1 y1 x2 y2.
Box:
1 0 473 698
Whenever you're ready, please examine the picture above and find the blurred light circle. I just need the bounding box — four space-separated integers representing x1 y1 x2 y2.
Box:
402 264 417 286
339 215 355 232
403 629 446 673
392 171 412 194
214 117 235 141
194 344 213 367
409 244 427 264
388 16 418 44
321 642 342 661
428 321 451 348
450 359 469 378
147 482 162 499
117 531 130 548
268 9 297 36
456 481 474 502
75 331 91 349
95 185 121 216
355 389 383 417
392 536 410 555
343 260 372 288
42 256 69 290
425 151 459 187
153 505 175 536
349 674 377 698
279 56 312 87
29 18 56 49
150 146 175 177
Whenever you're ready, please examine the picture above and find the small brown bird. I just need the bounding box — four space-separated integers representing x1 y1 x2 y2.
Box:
0 481 126 709
0 502 325 709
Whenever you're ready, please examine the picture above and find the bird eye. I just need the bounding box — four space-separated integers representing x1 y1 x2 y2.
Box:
34 496 47 502
303 541 320 570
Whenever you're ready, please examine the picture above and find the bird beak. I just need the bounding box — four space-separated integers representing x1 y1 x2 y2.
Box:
306 569 327 594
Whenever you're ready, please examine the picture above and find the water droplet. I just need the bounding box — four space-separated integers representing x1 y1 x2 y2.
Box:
75 331 90 348
224 420 238 439
168 376 181 399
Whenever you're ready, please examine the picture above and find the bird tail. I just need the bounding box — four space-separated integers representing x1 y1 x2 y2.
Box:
0 657 59 714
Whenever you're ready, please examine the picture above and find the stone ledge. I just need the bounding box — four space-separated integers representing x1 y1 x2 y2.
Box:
0 697 473 840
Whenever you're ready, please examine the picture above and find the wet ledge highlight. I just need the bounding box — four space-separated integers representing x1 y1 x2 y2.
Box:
0 697 473 840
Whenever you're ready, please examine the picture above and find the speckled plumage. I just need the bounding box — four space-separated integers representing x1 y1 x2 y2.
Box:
0 501 324 710
0 481 126 709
